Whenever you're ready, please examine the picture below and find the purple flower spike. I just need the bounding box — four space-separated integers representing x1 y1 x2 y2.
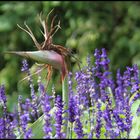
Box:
96 101 102 139
94 49 102 77
0 85 7 104
41 94 52 138
24 128 33 139
21 59 29 72
100 48 110 71
18 95 32 139
68 72 76 123
123 97 132 137
74 95 84 138
21 59 39 120
55 95 65 139
68 96 76 123
0 85 7 138
0 118 4 138
74 115 84 139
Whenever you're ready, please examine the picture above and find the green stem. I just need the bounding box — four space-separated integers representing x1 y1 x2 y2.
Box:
62 76 69 137
70 122 73 139
62 76 69 109
88 108 91 131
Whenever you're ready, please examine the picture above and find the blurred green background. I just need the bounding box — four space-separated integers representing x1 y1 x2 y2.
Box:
1 1 140 111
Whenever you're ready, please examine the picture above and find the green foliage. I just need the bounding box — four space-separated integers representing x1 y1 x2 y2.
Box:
129 99 140 138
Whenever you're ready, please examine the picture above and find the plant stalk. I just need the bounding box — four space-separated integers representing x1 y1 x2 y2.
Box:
62 76 69 137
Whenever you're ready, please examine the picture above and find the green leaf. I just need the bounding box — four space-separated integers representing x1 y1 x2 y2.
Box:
18 114 45 139
129 116 140 138
62 76 69 136
131 99 140 116
129 100 140 138
106 86 115 108
129 90 139 105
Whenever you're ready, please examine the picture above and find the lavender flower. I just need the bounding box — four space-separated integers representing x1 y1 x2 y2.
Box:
68 72 76 123
100 48 110 71
41 94 52 139
1 48 140 139
95 101 102 139
93 48 114 102
86 55 98 102
75 70 90 107
74 115 84 139
18 95 32 139
0 85 6 104
74 94 84 138
68 96 76 123
113 109 125 137
21 59 29 72
54 95 65 139
0 118 5 138
21 98 31 112
38 77 46 96
0 114 16 139
94 48 102 78
24 128 33 139
75 63 96 109
0 85 7 138
123 97 132 138
0 85 16 139
21 59 39 119
115 69 124 109
123 67 131 93
128 65 139 94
